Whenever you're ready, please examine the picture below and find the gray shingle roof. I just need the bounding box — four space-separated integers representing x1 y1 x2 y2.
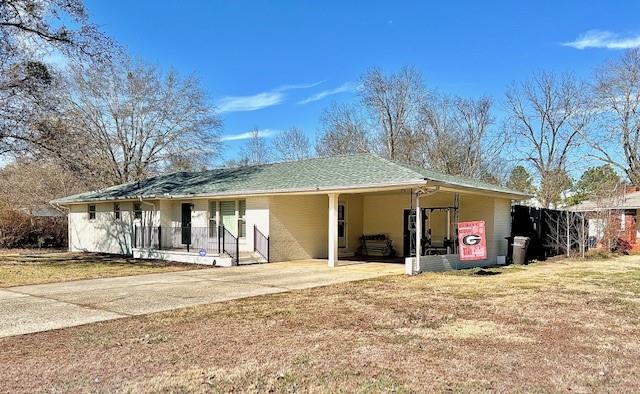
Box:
52 154 529 204
570 190 640 211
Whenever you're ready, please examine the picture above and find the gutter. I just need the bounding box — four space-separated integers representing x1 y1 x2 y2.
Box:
54 179 530 205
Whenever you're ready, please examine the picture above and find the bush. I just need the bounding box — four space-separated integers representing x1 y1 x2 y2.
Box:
0 208 67 248
583 248 616 260
615 238 632 255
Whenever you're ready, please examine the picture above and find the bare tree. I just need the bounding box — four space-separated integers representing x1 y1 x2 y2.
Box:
0 60 62 155
418 94 503 179
241 128 271 165
1 0 113 61
272 127 311 161
316 102 369 156
0 0 114 157
559 178 627 256
587 49 640 184
505 72 592 208
0 159 89 212
51 59 221 185
544 209 588 258
360 66 425 161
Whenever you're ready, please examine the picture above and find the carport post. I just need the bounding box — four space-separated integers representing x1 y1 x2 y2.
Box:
328 193 339 267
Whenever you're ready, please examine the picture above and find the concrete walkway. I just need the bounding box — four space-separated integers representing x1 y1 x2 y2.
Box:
0 260 403 338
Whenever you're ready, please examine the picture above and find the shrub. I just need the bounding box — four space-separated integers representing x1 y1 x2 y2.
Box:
0 208 67 248
615 238 632 255
583 248 615 260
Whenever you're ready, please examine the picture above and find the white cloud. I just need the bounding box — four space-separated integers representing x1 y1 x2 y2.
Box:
298 82 356 105
274 81 323 91
217 81 323 113
217 92 284 113
563 30 640 50
220 128 280 141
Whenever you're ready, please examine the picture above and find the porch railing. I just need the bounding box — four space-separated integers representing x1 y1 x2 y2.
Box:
133 226 220 254
254 225 269 262
222 226 239 264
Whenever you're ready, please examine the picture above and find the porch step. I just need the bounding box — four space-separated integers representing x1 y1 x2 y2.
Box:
238 251 268 265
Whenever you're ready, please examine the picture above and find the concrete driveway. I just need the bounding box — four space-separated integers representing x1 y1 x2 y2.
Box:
0 260 402 338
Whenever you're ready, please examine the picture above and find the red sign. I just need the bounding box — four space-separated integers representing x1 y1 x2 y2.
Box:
458 221 487 261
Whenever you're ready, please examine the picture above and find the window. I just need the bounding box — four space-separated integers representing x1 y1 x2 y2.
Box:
238 199 246 238
114 203 121 219
133 202 142 220
208 201 217 237
88 204 96 220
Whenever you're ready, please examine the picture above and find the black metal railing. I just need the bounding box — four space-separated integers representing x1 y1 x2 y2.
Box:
222 226 239 264
254 225 269 262
134 226 220 254
133 226 159 249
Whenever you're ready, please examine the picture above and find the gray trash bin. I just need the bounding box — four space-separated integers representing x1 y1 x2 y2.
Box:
512 236 530 265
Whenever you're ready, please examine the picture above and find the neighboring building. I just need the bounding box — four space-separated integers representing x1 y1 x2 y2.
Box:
570 187 640 249
52 154 529 274
29 206 66 218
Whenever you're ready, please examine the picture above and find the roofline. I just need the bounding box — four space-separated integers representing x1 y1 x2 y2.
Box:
569 206 640 212
52 178 530 205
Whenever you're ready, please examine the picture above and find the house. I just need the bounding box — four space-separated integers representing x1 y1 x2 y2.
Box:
570 186 640 250
52 154 529 274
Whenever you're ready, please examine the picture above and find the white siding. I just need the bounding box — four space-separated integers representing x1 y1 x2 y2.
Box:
493 198 512 259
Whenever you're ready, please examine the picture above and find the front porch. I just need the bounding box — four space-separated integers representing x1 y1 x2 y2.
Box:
131 197 269 267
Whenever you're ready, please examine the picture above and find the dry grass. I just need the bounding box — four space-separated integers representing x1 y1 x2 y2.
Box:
1 256 639 392
0 250 205 287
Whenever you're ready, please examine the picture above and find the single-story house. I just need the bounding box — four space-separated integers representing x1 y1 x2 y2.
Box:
52 154 529 274
570 186 640 249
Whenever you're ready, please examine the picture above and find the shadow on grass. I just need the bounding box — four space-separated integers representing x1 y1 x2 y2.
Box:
0 251 203 269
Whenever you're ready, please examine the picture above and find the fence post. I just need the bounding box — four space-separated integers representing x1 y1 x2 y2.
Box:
236 232 239 264
566 210 570 257
218 225 221 253
186 227 190 253
134 226 138 248
267 236 270 263
158 226 162 250
581 213 586 258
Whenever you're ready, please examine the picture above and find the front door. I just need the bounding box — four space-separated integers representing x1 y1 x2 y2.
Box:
181 203 192 244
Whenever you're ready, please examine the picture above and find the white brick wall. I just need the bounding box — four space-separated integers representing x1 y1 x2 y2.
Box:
268 194 328 262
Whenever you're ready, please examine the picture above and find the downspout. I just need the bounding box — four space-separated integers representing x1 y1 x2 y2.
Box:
138 196 156 228
138 197 156 251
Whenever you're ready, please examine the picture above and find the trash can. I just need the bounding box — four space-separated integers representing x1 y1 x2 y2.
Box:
512 236 530 265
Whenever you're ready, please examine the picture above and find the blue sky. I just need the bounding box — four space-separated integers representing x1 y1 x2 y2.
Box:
84 0 640 164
